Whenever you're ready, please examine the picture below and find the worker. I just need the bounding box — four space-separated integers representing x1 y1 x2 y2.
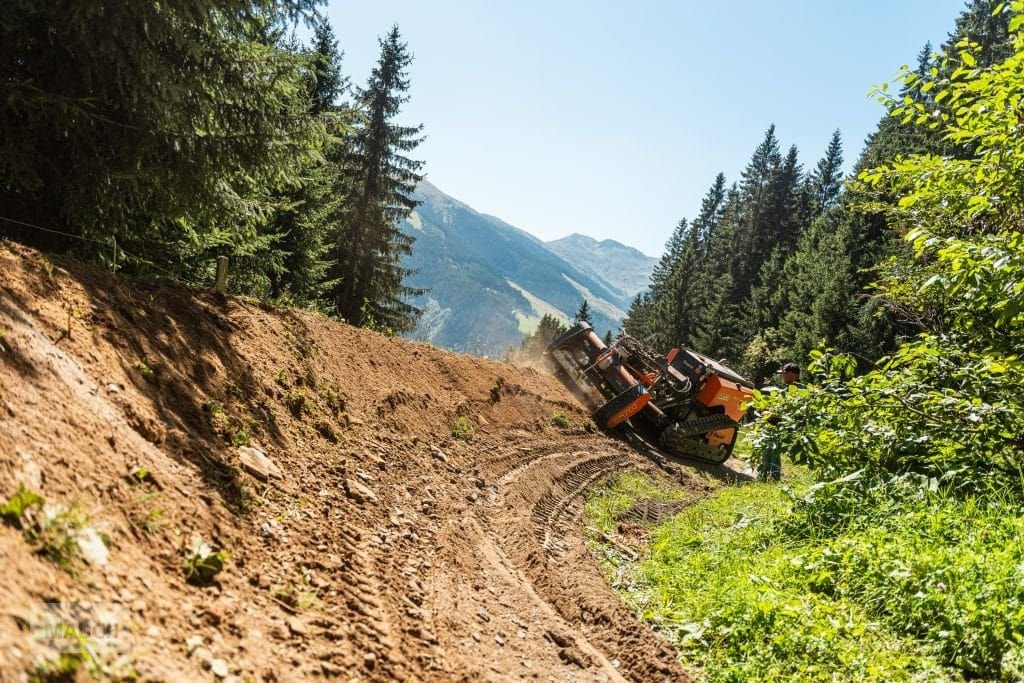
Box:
758 362 800 481
779 362 800 387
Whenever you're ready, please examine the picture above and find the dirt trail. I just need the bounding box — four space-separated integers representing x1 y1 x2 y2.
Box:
0 243 708 681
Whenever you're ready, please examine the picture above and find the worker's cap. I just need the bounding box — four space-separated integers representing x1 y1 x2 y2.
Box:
778 362 800 374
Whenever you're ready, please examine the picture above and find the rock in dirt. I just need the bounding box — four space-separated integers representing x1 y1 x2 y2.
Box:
210 658 230 678
345 479 378 505
77 527 109 567
287 617 309 636
237 446 282 482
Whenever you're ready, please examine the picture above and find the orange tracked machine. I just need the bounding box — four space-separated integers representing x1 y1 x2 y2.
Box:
545 323 754 463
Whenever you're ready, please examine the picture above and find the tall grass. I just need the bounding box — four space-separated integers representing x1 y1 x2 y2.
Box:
587 471 1024 681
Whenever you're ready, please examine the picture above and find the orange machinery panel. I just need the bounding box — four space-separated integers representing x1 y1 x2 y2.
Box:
695 375 754 423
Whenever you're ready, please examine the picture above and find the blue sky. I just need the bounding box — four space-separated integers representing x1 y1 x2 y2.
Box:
324 0 967 256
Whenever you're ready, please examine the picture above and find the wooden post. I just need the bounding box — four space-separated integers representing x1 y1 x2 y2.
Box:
214 256 229 293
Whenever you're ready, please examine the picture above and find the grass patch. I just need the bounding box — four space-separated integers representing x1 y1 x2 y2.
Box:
584 469 1015 681
585 471 696 535
451 416 474 441
2 485 102 573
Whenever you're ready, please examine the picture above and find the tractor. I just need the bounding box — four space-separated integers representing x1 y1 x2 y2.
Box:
544 322 754 464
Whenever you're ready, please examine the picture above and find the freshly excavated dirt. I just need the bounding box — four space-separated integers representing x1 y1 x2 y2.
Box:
0 243 712 681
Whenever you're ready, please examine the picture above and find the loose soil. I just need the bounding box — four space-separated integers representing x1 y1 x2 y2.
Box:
0 243 738 682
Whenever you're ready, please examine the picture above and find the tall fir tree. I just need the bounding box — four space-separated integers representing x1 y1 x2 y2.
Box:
574 299 594 326
266 18 350 307
808 130 844 216
332 25 425 333
0 0 324 283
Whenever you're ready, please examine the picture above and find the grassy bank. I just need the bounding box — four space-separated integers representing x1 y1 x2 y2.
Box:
586 468 1024 682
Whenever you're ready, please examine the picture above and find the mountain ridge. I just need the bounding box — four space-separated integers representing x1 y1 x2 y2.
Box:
400 181 654 355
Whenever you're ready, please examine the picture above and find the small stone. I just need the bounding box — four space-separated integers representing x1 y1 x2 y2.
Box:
185 635 204 654
76 527 109 567
210 658 229 678
287 617 308 636
495 634 505 646
237 446 282 481
106 384 120 394
346 480 378 505
363 652 377 669
191 646 213 666
471 632 481 643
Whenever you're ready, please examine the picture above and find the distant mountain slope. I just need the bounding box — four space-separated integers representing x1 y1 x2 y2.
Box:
544 233 657 302
401 181 636 356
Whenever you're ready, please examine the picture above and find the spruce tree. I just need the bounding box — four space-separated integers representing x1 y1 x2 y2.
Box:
0 0 323 280
519 314 567 358
332 25 425 333
267 18 349 307
574 299 594 326
809 130 844 216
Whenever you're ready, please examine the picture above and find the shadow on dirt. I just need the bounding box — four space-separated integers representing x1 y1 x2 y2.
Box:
2 247 291 514
614 428 757 485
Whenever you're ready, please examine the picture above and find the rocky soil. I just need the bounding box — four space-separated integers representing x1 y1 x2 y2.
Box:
0 242 732 681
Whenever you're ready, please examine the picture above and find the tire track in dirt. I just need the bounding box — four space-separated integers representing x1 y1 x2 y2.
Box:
478 438 691 682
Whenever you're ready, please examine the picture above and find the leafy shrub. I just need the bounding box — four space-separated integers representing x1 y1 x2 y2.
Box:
183 537 228 586
750 19 1024 492
550 412 570 428
2 485 96 572
451 416 474 441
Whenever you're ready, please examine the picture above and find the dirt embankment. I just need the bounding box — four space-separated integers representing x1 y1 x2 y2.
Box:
0 243 706 682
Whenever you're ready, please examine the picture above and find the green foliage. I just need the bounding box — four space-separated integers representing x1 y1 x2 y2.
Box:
183 537 229 586
550 412 571 429
516 313 567 360
1 0 325 279
752 11 1024 491
134 356 156 382
270 571 321 610
587 473 976 682
1 483 45 527
31 622 104 681
2 485 95 572
573 299 593 326
231 425 252 448
785 479 1024 678
450 416 474 441
584 472 696 536
331 25 425 334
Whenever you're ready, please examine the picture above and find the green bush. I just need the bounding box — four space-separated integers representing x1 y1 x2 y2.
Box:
183 537 228 586
451 416 473 441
